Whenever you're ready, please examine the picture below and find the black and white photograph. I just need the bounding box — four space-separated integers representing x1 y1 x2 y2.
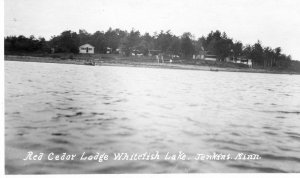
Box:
3 0 300 175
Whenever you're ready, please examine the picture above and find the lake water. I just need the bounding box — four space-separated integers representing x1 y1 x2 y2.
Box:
5 61 300 173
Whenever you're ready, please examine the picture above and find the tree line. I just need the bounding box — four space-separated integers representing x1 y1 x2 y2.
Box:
5 28 293 69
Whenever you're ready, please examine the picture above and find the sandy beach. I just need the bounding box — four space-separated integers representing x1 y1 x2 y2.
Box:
5 55 298 75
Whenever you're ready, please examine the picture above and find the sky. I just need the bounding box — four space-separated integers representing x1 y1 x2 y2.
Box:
4 0 300 60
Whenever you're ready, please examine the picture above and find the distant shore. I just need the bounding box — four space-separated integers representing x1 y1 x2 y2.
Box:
4 55 299 75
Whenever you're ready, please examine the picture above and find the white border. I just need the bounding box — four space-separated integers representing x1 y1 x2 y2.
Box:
1 0 299 178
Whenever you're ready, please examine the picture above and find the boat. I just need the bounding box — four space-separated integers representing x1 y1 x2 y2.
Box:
84 59 95 66
210 68 219 72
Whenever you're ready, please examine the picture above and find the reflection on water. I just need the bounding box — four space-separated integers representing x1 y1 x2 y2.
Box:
5 61 300 173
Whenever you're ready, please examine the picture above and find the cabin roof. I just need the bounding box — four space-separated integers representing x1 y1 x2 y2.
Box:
79 43 94 48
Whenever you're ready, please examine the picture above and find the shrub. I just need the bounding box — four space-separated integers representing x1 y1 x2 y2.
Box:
69 54 74 59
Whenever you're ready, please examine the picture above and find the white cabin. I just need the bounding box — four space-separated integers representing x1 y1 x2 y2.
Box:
236 58 253 68
79 44 95 54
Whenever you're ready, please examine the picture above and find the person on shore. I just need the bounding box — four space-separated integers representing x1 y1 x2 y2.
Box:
156 55 160 63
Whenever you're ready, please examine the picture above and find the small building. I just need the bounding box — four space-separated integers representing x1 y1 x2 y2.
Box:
79 44 95 54
116 48 126 55
236 58 252 68
194 49 217 61
131 49 143 56
193 47 206 60
205 54 217 61
193 50 206 60
106 47 112 54
241 59 252 68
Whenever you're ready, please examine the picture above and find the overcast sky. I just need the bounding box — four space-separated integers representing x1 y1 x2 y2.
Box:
4 0 300 60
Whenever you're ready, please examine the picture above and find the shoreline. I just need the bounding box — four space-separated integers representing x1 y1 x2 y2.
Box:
4 55 299 75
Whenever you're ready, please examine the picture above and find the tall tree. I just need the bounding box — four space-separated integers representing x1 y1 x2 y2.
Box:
155 30 174 53
78 29 91 45
49 30 80 53
120 29 140 56
180 32 194 58
251 41 264 65
232 41 243 61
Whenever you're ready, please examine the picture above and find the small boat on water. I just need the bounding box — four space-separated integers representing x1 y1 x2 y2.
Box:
210 68 219 72
84 61 95 66
84 59 95 66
